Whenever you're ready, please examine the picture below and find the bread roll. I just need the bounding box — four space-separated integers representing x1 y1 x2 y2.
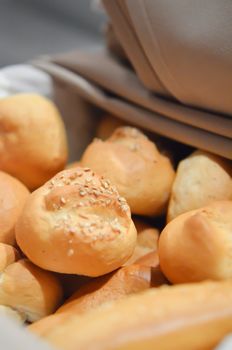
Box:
30 260 167 335
0 94 68 189
0 243 20 271
96 115 126 140
16 168 137 276
81 127 175 216
123 219 159 266
167 150 232 222
0 259 62 322
0 171 29 244
135 250 159 267
30 280 232 350
159 201 232 283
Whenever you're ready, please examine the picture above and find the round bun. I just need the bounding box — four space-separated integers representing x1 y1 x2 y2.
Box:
0 171 29 244
123 219 159 266
30 280 232 350
81 127 175 216
0 93 68 189
0 243 20 271
167 150 232 222
0 259 63 322
96 115 126 140
159 201 232 283
16 168 137 276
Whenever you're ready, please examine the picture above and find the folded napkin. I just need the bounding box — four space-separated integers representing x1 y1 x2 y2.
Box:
103 0 232 116
32 48 232 159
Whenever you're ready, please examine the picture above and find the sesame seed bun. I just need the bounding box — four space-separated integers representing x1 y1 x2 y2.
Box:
0 94 68 189
81 127 175 216
0 171 29 245
167 150 232 222
0 243 20 271
159 201 232 283
15 168 137 276
0 259 63 323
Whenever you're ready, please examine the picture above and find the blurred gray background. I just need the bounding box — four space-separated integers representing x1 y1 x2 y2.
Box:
0 0 106 67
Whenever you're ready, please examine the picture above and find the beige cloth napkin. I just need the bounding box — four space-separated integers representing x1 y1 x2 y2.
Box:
103 0 232 116
32 52 232 159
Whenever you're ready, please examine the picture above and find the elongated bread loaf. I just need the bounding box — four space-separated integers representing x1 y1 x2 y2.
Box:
30 280 232 350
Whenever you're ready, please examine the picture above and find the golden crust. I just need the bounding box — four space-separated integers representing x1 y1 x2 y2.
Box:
159 201 232 283
123 218 159 266
30 280 232 350
81 127 175 216
0 171 29 244
0 94 68 189
29 260 167 335
0 259 63 323
16 168 137 276
167 150 232 222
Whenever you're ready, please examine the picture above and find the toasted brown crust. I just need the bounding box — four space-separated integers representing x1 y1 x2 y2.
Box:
0 94 68 189
167 150 232 222
30 280 232 350
159 201 232 283
0 171 29 245
16 168 137 276
81 127 175 216
0 259 63 322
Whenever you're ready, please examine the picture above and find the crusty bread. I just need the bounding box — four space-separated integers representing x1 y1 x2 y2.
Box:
159 201 232 283
123 219 159 266
96 115 126 140
0 243 20 271
16 168 137 276
0 94 68 189
0 259 63 322
167 150 232 222
0 171 29 244
81 127 175 216
29 260 167 335
30 280 232 350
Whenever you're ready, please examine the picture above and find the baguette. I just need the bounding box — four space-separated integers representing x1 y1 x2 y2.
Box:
30 280 232 350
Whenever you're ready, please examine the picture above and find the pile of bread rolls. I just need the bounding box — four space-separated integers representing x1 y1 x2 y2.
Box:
0 93 231 350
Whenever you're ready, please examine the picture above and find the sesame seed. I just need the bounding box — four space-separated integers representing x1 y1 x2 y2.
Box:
121 204 129 212
84 168 91 172
67 249 74 257
79 189 87 196
60 197 66 204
